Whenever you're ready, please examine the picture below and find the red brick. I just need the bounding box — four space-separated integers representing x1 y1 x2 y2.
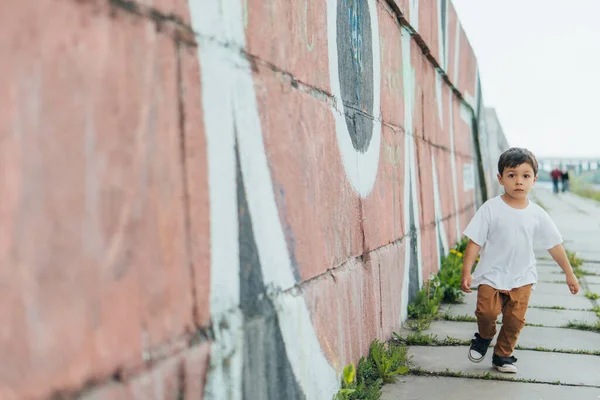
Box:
0 1 193 397
245 0 330 91
377 241 406 338
379 2 405 130
253 61 362 281
303 256 382 370
83 354 185 400
183 342 211 398
179 44 211 327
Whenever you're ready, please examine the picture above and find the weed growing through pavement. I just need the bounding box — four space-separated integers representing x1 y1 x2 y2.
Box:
393 332 470 347
405 238 477 330
410 368 545 385
529 305 566 310
564 320 600 333
334 339 410 400
564 249 599 278
440 313 478 323
585 292 600 301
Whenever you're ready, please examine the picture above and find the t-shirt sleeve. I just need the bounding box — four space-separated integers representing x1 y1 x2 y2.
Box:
535 211 563 249
463 204 490 246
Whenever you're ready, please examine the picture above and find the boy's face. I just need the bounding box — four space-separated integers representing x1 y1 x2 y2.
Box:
497 163 537 199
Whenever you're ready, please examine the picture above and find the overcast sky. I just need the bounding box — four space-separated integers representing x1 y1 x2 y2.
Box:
452 0 600 158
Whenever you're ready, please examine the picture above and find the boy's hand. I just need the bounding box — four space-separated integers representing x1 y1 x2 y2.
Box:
566 273 580 295
461 273 472 293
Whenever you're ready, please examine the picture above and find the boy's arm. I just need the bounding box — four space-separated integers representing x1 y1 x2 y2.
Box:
547 244 580 294
461 239 482 293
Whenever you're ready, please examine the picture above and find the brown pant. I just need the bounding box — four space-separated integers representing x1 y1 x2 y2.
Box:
475 284 533 357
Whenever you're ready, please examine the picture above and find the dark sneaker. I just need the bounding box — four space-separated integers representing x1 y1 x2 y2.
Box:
492 354 518 373
468 333 492 363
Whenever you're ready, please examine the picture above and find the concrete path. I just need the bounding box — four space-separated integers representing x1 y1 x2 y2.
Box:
383 188 600 399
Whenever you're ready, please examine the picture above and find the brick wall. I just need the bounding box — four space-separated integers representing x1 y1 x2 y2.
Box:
0 0 506 398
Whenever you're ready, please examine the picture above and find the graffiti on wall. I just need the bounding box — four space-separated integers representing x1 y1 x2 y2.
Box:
193 0 482 398
0 0 508 398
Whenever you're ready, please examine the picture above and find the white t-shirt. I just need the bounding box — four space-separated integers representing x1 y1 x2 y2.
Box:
463 195 563 291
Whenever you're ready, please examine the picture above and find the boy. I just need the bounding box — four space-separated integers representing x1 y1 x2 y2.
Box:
461 147 579 373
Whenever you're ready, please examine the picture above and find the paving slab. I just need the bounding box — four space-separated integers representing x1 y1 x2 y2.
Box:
408 346 600 386
381 376 600 400
577 252 600 263
533 282 581 296
529 292 593 309
536 260 559 268
584 283 600 294
535 267 564 276
441 303 598 327
398 320 600 353
537 271 563 282
583 275 600 285
579 263 600 273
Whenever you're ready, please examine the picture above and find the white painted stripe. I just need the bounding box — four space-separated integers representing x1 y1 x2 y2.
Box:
453 19 461 84
436 71 444 127
449 18 461 240
437 0 448 70
234 47 339 400
410 133 424 290
193 1 339 397
400 29 423 321
435 0 448 127
196 37 244 400
449 90 461 239
190 1 247 396
432 155 449 271
401 30 413 323
410 0 420 31
189 0 245 46
326 0 382 198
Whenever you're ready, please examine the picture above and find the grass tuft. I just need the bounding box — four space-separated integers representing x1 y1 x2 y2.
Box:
334 340 410 399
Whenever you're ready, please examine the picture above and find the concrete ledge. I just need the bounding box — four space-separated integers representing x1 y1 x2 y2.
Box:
408 346 600 387
381 376 600 400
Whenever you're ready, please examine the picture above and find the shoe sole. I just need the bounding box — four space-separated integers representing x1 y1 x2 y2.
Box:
468 349 485 363
493 364 518 373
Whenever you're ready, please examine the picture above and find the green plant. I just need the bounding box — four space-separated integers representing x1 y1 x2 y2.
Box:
335 359 382 400
585 292 600 300
394 332 436 346
356 356 380 388
529 305 566 310
369 340 410 384
406 275 443 331
437 252 464 304
394 332 470 347
334 364 357 400
566 249 583 268
333 340 409 399
408 278 442 318
564 320 600 333
440 313 478 323
404 318 434 332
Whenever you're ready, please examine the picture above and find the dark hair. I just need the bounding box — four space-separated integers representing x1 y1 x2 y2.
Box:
498 147 538 176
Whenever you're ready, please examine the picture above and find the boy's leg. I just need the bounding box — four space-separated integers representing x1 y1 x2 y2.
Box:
475 284 503 339
495 284 533 357
469 285 504 362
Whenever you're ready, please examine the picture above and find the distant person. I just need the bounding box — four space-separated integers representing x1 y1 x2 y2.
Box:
561 170 570 192
550 167 562 193
461 148 579 373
